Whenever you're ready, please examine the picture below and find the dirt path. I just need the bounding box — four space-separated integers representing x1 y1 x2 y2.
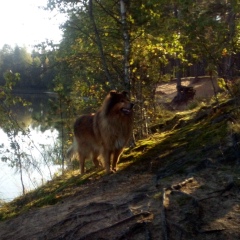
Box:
156 77 220 107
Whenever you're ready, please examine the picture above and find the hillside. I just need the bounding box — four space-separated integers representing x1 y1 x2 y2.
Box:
0 94 240 239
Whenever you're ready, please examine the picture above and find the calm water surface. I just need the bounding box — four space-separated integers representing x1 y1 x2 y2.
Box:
0 92 62 202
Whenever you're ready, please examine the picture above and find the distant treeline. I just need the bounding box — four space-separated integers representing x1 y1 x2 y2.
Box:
0 44 55 90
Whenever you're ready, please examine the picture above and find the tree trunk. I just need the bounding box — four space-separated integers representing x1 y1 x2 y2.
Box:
173 4 182 97
120 0 131 91
89 0 113 86
16 141 25 195
226 4 236 79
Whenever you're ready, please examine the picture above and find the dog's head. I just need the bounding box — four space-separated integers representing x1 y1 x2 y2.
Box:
104 90 134 116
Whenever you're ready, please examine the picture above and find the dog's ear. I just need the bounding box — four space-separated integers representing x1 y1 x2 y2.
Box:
121 91 128 96
109 90 117 97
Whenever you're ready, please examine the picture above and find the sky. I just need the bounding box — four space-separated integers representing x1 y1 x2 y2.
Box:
0 0 66 51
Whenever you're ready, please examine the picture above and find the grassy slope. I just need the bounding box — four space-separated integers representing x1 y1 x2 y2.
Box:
0 95 239 221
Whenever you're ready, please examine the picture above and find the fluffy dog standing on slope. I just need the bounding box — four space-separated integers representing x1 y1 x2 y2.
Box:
68 90 134 174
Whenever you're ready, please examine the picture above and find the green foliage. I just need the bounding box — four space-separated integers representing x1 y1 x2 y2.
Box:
42 0 240 137
218 78 227 91
0 71 27 128
228 78 240 98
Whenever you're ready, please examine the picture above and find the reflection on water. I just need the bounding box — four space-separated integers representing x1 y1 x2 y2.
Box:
0 127 60 201
0 92 61 202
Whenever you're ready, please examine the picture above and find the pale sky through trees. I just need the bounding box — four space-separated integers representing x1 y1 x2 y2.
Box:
0 0 65 50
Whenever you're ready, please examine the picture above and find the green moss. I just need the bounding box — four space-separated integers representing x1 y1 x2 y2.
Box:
153 191 163 200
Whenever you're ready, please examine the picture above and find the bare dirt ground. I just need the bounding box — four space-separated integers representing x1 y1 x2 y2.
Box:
156 76 220 109
0 157 239 240
0 77 239 240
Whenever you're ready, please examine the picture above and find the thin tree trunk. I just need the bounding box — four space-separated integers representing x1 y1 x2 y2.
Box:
173 4 182 97
16 140 25 195
175 58 182 88
210 73 219 106
226 4 236 79
60 96 64 175
120 0 131 90
19 158 25 195
88 0 113 86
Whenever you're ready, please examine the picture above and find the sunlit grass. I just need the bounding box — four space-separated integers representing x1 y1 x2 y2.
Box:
0 169 97 220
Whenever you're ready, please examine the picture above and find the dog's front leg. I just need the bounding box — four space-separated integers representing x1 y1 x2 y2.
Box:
103 151 111 174
112 149 123 172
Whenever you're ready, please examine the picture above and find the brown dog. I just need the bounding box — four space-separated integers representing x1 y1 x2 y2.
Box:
67 90 134 174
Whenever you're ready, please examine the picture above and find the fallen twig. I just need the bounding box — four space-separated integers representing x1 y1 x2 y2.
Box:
166 177 194 190
78 211 152 240
161 188 168 240
117 222 152 240
197 227 226 234
200 182 235 201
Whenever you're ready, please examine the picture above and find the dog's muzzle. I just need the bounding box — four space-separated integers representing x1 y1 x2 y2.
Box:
121 103 134 115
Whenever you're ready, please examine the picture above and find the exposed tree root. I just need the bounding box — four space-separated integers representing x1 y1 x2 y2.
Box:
78 211 152 240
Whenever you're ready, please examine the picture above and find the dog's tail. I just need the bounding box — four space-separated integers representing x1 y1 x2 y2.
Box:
65 138 78 167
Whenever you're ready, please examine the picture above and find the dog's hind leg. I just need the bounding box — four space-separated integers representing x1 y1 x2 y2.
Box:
78 153 86 174
112 149 123 172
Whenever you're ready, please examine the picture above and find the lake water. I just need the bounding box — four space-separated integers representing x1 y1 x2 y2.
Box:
0 92 62 202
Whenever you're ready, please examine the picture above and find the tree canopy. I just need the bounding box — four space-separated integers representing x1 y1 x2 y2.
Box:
0 44 56 90
42 1 239 118
0 0 240 129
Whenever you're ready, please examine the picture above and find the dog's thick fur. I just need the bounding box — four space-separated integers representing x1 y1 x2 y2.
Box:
68 90 134 174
